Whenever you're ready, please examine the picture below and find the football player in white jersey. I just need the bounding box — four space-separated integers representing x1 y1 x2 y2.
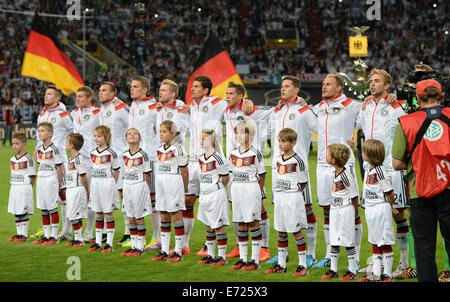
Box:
223 81 272 261
33 85 73 242
128 75 159 249
269 76 319 266
98 81 131 246
360 69 410 276
312 74 363 269
71 86 101 242
184 76 255 256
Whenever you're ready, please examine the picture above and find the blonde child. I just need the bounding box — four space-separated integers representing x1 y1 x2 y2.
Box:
7 132 35 242
65 133 89 247
87 125 120 253
197 129 230 266
229 119 266 271
359 139 396 282
33 122 63 245
264 128 309 276
321 143 359 280
152 120 189 263
120 128 152 257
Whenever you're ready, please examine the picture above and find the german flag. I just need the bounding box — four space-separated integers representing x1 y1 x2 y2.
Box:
21 13 84 95
185 33 245 104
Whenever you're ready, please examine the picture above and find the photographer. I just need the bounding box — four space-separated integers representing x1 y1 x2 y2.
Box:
392 79 450 282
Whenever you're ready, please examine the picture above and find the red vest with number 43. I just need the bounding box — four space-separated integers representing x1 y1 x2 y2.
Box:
399 107 450 198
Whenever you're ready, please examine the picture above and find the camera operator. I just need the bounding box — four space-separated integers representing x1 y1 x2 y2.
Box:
392 79 450 282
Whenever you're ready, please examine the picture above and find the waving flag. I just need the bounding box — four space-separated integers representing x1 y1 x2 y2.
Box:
21 13 84 95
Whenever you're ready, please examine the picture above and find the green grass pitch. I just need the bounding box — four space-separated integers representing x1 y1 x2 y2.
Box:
0 140 446 282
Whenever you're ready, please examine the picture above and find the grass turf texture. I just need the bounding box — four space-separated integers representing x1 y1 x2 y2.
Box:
0 140 446 282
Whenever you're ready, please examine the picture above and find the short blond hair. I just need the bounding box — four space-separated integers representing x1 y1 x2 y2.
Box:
77 86 94 99
370 68 392 85
37 121 53 133
278 128 298 143
362 139 385 166
161 79 179 98
234 119 256 140
328 143 350 168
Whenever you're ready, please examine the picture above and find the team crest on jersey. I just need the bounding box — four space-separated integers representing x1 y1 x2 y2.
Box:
166 112 173 119
237 116 244 121
333 180 346 192
332 108 340 115
124 156 143 167
230 154 255 168
91 154 111 165
106 111 112 117
11 161 27 170
157 150 175 162
139 109 145 115
38 150 53 161
289 113 296 120
381 110 388 117
199 160 216 172
277 163 296 175
68 162 76 171
84 115 90 120
202 106 209 113
51 117 56 124
366 173 379 184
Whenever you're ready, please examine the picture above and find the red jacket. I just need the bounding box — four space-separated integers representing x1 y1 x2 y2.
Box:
399 107 450 198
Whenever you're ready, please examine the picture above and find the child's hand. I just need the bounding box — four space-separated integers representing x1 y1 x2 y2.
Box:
392 207 399 216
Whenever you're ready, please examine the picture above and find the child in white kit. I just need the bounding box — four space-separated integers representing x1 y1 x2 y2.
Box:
321 143 359 280
152 120 189 263
87 125 120 253
229 119 266 271
120 128 152 257
264 128 309 277
64 133 89 247
33 122 63 246
7 132 36 242
197 129 230 266
359 139 396 282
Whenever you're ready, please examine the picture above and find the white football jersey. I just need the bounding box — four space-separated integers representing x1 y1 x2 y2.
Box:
359 98 407 170
10 153 35 185
99 97 130 155
36 102 73 158
331 167 359 208
272 97 318 169
89 147 120 178
229 146 266 183
36 143 63 177
66 154 87 188
156 143 188 175
128 96 158 160
224 102 272 159
198 151 229 194
156 99 190 148
71 105 101 159
273 153 308 192
189 96 227 161
363 165 393 207
122 149 151 184
313 94 361 164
